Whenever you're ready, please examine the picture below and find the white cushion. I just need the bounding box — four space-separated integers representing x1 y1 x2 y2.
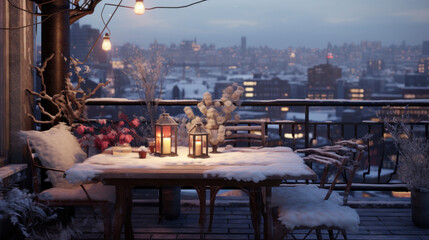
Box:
272 185 343 206
276 201 360 232
19 123 87 188
39 182 116 203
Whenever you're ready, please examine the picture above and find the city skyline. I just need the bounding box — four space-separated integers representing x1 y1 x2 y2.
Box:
75 0 429 49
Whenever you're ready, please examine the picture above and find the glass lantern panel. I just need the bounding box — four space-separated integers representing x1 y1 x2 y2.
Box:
163 126 171 137
155 126 161 153
171 126 176 152
202 135 207 155
189 135 194 155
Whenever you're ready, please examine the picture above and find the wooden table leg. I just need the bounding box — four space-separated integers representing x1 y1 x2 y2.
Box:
263 187 273 240
113 185 133 240
246 187 262 240
209 185 223 232
194 186 206 239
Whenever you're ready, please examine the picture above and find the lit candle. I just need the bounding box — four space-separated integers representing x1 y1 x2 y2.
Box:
195 140 202 156
163 137 171 154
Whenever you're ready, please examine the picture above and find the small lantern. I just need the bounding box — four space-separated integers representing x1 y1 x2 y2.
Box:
188 123 209 158
155 113 178 157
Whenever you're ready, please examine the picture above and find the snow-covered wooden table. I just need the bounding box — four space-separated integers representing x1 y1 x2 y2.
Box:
66 147 317 240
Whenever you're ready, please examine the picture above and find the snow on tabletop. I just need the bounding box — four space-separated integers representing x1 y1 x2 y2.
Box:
65 146 310 184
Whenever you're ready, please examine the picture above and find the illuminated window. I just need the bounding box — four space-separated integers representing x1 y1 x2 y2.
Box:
245 87 254 92
284 133 304 139
404 94 416 99
350 89 364 93
244 81 257 86
281 107 289 112
245 93 254 97
111 60 125 69
284 93 288 97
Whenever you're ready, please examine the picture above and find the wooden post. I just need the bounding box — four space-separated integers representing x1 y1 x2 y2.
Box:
40 0 70 128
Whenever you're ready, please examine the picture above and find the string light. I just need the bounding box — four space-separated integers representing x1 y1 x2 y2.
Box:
134 0 145 15
102 33 112 51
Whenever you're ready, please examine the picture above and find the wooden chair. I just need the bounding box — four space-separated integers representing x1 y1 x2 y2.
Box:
223 119 267 147
26 140 114 240
208 119 268 231
271 139 365 240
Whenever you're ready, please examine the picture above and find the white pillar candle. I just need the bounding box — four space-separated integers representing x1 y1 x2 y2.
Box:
195 140 202 156
163 137 171 154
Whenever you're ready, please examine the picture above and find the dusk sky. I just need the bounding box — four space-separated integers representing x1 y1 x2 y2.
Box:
78 0 429 49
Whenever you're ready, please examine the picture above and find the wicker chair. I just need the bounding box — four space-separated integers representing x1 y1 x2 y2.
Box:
271 140 365 240
26 140 115 240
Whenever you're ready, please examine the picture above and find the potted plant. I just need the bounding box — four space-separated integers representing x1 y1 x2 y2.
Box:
385 118 429 228
0 188 81 239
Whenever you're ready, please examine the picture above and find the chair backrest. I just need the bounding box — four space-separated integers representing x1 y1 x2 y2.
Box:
223 120 267 147
27 140 42 194
26 140 65 194
332 140 365 205
297 139 365 205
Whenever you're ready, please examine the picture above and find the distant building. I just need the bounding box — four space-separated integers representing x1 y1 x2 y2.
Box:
242 77 290 100
422 40 429 55
358 77 387 94
418 40 429 76
307 55 342 99
404 74 429 87
70 23 107 64
213 82 235 99
288 52 296 66
403 87 429 99
242 77 290 118
366 59 385 76
240 37 247 57
417 56 429 76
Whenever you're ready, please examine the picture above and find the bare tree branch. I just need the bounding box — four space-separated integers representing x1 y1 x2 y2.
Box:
26 55 111 126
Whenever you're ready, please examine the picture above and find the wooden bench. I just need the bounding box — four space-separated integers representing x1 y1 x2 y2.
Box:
0 162 27 199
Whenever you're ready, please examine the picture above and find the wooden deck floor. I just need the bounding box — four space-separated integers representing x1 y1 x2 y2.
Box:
75 203 429 240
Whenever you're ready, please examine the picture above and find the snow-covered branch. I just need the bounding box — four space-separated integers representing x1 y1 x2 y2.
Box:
26 54 111 126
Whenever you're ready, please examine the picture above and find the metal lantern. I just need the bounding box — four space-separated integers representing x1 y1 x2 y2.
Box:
188 123 209 158
155 113 178 157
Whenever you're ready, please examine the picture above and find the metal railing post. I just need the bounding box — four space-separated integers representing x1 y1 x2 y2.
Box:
305 105 309 148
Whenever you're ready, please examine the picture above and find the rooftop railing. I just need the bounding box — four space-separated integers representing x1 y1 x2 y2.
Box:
85 98 429 191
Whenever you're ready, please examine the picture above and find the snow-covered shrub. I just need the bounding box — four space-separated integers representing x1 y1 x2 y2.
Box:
384 117 429 192
0 188 81 240
184 83 244 150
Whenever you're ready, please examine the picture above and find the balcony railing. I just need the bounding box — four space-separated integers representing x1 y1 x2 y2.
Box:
85 98 429 191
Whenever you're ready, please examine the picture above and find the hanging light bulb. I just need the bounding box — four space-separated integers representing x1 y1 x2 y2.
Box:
134 0 145 15
102 33 112 51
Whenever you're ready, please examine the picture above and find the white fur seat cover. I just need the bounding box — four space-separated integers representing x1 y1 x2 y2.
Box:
272 185 342 205
274 201 360 232
39 182 116 203
272 185 359 232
